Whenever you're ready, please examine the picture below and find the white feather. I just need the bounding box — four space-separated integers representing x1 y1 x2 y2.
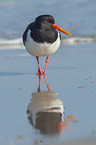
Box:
25 29 61 57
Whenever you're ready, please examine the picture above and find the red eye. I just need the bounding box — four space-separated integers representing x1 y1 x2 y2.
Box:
47 20 50 22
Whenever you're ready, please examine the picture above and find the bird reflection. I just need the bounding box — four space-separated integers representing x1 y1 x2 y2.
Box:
27 75 74 135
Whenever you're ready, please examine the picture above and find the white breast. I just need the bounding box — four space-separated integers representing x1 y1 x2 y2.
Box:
25 29 61 57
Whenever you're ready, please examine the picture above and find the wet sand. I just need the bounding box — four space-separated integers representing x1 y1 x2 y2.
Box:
47 138 96 145
0 42 96 145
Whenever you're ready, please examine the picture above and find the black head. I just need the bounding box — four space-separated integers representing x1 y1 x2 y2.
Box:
35 15 55 30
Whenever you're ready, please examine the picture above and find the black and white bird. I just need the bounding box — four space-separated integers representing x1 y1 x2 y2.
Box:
23 15 72 75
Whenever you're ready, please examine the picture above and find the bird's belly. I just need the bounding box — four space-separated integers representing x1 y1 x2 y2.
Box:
25 32 61 57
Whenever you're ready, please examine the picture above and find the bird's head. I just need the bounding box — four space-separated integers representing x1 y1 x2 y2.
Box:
35 15 72 36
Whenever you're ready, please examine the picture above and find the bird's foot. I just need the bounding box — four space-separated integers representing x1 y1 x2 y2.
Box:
36 68 45 76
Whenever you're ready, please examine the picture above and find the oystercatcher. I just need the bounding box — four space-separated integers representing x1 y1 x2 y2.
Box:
23 15 72 75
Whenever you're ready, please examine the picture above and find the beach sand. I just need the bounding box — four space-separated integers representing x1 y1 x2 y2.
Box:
47 137 96 145
0 42 96 145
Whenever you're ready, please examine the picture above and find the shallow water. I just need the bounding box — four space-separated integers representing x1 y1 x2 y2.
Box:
0 43 96 145
0 0 96 144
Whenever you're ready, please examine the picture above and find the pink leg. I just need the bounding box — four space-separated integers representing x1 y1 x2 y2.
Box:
36 56 44 76
37 75 43 92
44 57 49 75
44 75 51 91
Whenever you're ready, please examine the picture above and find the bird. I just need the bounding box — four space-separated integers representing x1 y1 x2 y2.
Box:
22 14 72 75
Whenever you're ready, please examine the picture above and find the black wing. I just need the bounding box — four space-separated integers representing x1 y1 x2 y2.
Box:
22 22 35 45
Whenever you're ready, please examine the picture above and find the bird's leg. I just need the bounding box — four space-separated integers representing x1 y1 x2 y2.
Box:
44 57 49 75
44 75 51 91
37 75 43 92
36 56 44 75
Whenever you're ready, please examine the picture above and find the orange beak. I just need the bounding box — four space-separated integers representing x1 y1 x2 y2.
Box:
52 23 72 36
